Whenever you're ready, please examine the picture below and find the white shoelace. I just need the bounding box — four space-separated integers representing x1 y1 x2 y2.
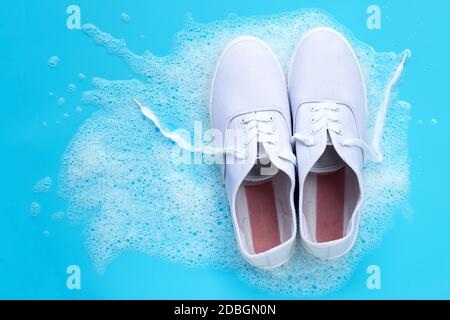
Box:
134 99 246 159
291 101 382 162
134 99 296 165
239 112 297 165
292 50 410 163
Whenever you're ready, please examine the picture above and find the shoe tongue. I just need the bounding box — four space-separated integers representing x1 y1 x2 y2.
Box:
245 143 277 182
310 144 345 174
256 142 267 159
326 132 333 146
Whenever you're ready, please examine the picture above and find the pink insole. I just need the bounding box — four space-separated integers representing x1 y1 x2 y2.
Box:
245 181 281 254
316 167 346 243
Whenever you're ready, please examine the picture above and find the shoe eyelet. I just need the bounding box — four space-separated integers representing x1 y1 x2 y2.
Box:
309 106 316 112
338 130 343 136
269 116 273 121
240 118 245 125
310 129 317 136
310 118 316 124
335 107 340 112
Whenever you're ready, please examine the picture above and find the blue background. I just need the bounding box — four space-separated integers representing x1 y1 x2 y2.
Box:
0 0 449 299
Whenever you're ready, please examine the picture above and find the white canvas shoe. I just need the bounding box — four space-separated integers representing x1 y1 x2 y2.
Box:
210 37 297 269
289 28 368 259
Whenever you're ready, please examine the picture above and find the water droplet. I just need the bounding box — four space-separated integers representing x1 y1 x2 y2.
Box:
49 91 55 97
417 119 423 125
121 13 130 23
78 72 86 80
68 83 77 92
42 121 48 127
42 230 50 237
63 113 70 118
57 97 65 106
430 118 438 125
75 106 83 112
48 56 59 68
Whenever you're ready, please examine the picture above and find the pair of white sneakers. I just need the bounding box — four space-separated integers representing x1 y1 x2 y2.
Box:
210 28 370 269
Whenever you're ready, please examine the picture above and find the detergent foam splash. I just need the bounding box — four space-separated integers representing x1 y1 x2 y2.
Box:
59 9 410 296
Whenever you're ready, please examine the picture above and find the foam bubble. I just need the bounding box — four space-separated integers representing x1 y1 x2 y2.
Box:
52 211 65 221
120 13 130 24
48 56 59 68
68 83 77 92
30 202 41 216
32 177 52 193
57 97 65 106
59 10 410 295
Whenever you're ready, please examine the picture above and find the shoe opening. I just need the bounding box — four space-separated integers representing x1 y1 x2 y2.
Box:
235 159 294 255
302 145 360 243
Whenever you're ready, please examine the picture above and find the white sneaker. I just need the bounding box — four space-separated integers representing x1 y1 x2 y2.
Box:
210 37 297 269
288 28 367 259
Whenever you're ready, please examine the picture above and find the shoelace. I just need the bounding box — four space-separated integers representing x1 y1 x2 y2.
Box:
135 99 296 165
134 99 246 159
239 113 297 165
291 101 381 162
292 50 410 163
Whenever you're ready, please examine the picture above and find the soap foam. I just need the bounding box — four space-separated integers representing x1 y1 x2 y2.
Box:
59 9 410 295
32 177 52 193
29 202 41 216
